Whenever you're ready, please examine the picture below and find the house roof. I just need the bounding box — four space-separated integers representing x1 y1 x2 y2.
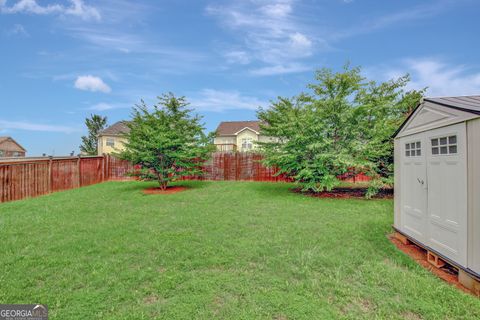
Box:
216 121 261 136
394 95 480 138
0 136 26 152
99 121 131 136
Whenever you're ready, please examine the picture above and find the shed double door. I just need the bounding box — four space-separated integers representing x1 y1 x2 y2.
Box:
400 123 467 267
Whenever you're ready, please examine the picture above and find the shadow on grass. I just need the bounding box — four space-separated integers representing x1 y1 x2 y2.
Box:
110 180 211 194
247 181 296 198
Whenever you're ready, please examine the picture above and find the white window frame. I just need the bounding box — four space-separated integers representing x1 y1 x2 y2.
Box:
431 135 457 156
241 138 253 150
405 141 421 157
106 138 115 147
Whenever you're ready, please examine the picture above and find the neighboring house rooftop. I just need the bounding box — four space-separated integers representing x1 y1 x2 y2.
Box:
216 121 261 136
99 121 131 136
0 136 26 152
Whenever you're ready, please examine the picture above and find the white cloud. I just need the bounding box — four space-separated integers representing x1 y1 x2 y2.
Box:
191 89 268 112
88 103 114 111
88 102 129 111
250 63 310 76
74 75 111 93
0 0 101 21
369 58 480 97
332 1 452 40
224 50 251 65
64 0 100 21
289 32 312 51
0 119 76 133
207 0 316 74
4 23 29 36
260 2 292 18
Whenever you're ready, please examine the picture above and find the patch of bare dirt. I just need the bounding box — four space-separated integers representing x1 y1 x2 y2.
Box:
401 311 424 320
143 186 187 195
389 235 472 295
143 295 162 305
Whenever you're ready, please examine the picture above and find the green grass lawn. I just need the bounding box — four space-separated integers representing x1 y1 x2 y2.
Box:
1 181 479 319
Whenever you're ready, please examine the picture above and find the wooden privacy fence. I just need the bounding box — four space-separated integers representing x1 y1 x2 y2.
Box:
0 152 369 203
183 152 290 182
0 155 133 203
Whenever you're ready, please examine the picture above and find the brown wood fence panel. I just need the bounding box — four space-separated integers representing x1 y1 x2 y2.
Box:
80 157 104 186
0 161 50 202
0 156 106 203
183 152 291 182
51 158 78 192
0 153 370 204
106 155 135 181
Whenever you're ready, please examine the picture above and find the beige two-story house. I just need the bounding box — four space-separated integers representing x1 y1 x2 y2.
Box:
214 121 271 152
97 121 130 155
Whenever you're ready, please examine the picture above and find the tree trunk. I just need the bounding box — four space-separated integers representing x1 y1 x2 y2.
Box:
157 173 168 190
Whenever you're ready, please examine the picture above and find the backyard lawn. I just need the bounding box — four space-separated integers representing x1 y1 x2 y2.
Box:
1 181 479 319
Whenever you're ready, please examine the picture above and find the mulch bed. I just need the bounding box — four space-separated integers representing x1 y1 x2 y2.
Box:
389 235 472 296
143 186 187 195
292 187 393 199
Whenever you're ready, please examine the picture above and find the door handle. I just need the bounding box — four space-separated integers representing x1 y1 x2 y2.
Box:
417 178 424 185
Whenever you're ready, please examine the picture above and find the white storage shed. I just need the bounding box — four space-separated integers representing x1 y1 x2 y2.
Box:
394 95 480 279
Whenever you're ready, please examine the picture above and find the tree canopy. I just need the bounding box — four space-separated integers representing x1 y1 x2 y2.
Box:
80 114 108 155
257 65 424 196
120 93 214 190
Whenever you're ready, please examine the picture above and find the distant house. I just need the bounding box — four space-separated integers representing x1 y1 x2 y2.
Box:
0 137 26 157
214 121 271 152
97 121 130 155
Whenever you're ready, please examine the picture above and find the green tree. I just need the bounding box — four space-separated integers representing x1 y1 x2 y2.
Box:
80 114 108 155
120 93 214 190
257 65 424 196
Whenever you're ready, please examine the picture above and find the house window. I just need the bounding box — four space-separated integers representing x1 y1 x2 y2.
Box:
0 150 4 157
242 138 253 150
405 141 421 157
431 135 457 155
12 152 21 157
106 138 115 147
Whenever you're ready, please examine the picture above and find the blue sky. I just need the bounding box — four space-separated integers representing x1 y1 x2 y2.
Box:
1 0 479 156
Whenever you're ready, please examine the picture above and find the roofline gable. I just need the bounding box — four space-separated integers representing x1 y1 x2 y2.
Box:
0 137 26 152
394 99 480 138
392 102 422 138
233 127 260 135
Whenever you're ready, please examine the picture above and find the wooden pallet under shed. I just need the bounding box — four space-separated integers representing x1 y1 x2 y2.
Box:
393 229 480 297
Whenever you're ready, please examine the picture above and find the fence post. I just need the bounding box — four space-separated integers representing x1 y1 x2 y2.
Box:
48 156 53 193
101 154 105 182
235 152 239 180
77 155 82 187
105 154 110 181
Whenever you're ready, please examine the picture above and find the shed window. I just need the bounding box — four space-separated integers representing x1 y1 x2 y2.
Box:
405 141 421 157
106 138 115 147
431 135 457 155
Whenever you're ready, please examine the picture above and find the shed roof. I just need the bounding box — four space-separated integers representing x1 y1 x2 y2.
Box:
216 121 261 136
424 96 480 115
394 95 480 138
0 136 26 152
99 121 131 136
